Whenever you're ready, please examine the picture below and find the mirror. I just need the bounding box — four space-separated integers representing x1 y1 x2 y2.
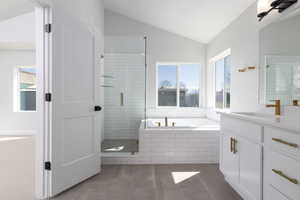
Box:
259 12 300 105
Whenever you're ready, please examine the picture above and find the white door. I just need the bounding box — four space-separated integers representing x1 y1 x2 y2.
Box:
50 14 102 196
221 132 239 184
239 137 262 200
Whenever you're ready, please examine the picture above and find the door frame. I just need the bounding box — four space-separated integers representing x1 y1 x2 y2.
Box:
31 0 52 199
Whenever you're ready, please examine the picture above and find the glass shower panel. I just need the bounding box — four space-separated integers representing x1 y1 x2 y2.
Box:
102 36 146 153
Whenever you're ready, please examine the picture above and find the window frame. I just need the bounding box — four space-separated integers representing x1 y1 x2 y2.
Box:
210 49 231 112
156 62 202 108
13 66 37 112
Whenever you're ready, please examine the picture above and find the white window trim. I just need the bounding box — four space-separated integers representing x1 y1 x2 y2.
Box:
156 62 202 108
209 49 231 112
13 66 37 112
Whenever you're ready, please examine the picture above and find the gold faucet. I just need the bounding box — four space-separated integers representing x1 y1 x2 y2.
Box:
266 100 281 116
293 100 299 106
155 122 161 127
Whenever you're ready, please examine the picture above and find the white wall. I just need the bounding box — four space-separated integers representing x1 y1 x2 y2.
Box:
206 2 300 118
260 14 300 62
0 12 35 50
0 50 36 133
0 136 35 200
51 0 104 38
0 10 36 134
104 10 207 118
207 3 259 113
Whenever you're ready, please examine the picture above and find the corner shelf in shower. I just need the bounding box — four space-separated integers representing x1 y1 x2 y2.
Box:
101 85 114 88
101 74 115 88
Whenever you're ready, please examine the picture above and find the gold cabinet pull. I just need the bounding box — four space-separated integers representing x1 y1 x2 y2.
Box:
272 138 298 148
233 138 238 154
230 137 234 152
272 169 299 185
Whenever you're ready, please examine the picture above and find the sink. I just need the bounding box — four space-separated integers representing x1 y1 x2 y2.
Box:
222 112 300 133
232 112 278 121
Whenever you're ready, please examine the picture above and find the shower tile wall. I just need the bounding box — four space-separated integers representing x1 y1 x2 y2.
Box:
104 53 145 139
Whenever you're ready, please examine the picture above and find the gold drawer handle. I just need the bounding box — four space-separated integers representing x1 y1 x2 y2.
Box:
272 138 298 148
272 169 299 185
230 137 237 154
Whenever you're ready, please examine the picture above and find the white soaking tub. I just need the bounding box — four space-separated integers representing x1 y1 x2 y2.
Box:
102 118 220 164
138 118 220 164
145 118 220 130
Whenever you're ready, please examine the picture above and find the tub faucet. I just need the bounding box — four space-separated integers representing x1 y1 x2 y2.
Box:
165 117 168 127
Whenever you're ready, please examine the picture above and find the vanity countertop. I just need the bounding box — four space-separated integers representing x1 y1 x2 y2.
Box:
220 112 300 134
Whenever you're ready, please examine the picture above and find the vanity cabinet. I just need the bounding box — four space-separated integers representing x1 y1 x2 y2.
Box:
220 115 263 200
264 127 300 200
265 185 289 200
221 113 300 200
221 132 239 184
239 137 262 200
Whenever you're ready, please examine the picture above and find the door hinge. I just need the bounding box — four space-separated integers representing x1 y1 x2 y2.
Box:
44 161 51 171
45 24 52 33
45 93 52 102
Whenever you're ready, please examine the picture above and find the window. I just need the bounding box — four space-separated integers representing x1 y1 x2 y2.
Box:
214 55 231 109
157 65 177 106
157 63 200 107
14 67 37 111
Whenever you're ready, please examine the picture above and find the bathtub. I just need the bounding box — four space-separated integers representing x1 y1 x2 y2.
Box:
102 118 220 164
136 118 220 164
145 118 220 130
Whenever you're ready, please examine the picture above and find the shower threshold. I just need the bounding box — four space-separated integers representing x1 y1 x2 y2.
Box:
101 139 138 154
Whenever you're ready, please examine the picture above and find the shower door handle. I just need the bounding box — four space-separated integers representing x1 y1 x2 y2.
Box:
120 93 124 106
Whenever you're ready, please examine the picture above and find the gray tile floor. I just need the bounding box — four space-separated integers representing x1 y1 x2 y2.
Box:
52 164 242 200
101 139 138 153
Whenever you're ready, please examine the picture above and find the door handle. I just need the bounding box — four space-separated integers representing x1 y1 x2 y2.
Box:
94 106 102 111
230 137 234 152
120 92 124 106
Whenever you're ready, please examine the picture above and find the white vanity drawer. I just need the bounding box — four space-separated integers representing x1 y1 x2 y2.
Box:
265 127 300 159
265 185 289 200
221 116 262 142
267 151 300 200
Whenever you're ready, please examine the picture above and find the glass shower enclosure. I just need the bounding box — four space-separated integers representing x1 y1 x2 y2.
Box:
101 36 147 154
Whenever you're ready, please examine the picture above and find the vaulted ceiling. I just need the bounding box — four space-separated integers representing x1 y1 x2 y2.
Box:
104 0 256 43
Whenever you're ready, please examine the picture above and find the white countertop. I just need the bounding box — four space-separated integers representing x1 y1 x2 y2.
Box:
220 112 300 133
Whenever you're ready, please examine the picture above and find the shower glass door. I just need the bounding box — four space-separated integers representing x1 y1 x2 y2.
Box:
102 36 146 153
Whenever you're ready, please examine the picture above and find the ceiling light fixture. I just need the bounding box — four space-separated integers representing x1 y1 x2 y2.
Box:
257 0 298 21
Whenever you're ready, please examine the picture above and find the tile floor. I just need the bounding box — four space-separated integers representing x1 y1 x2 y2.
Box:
52 164 242 200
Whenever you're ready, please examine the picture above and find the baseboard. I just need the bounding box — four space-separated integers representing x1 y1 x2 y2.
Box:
224 176 256 200
0 130 36 136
